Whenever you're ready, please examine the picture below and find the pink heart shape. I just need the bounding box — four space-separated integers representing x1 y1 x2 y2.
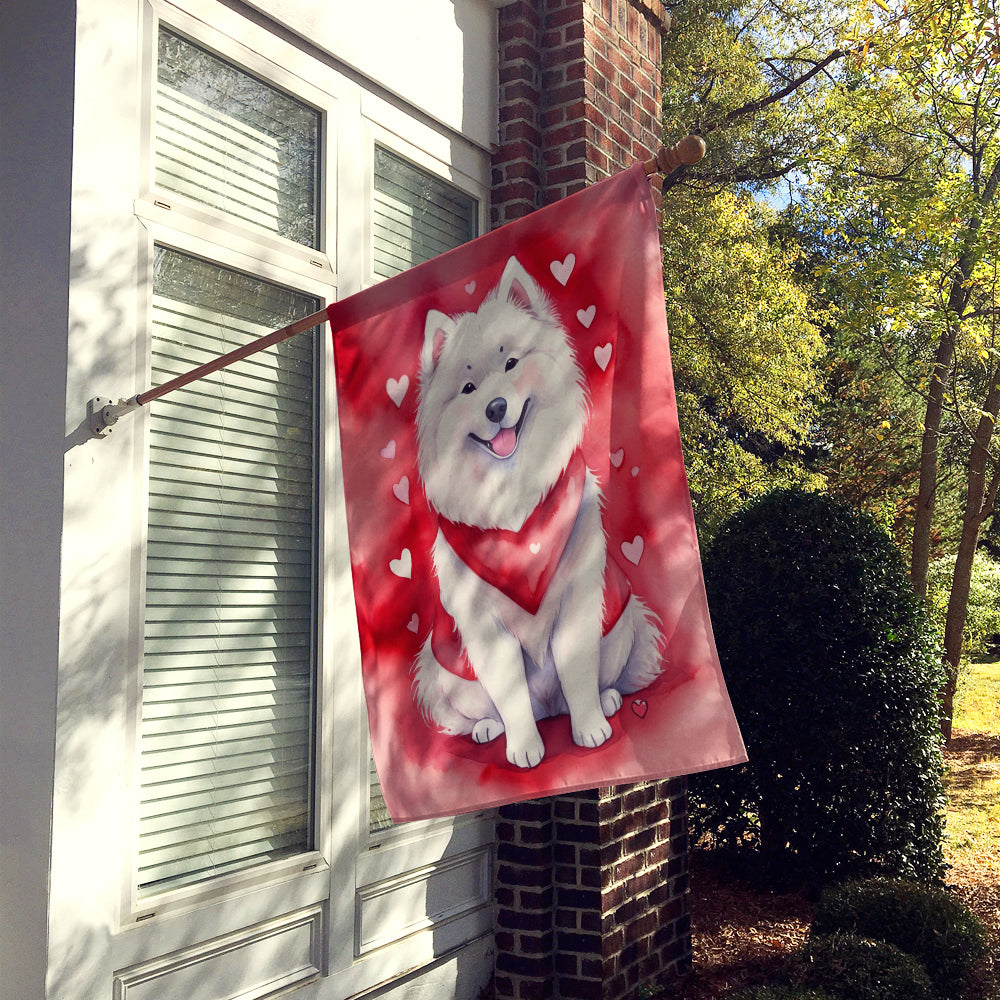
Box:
621 535 644 565
380 439 396 459
610 448 624 468
392 476 410 504
550 253 576 286
576 304 596 328
386 375 409 407
389 548 412 579
407 613 419 633
594 343 612 371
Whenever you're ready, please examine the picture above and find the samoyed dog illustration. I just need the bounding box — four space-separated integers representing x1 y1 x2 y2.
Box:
411 255 664 768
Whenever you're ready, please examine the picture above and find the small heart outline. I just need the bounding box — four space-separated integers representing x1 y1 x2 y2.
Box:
631 699 648 719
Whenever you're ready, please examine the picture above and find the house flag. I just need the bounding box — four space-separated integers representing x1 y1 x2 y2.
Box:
329 164 746 822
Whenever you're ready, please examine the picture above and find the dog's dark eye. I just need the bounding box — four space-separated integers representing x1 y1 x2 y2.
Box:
505 356 519 372
461 382 476 394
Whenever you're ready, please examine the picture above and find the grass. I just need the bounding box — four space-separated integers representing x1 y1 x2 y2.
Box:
945 659 1000 867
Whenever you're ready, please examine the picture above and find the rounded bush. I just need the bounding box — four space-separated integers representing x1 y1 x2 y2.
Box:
795 933 934 1000
691 489 946 881
812 878 988 998
733 987 839 1000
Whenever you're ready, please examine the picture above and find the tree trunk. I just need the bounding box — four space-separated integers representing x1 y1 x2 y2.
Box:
940 374 1000 741
910 330 955 598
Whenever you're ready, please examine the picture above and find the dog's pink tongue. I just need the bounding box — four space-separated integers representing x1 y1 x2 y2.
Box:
491 427 517 458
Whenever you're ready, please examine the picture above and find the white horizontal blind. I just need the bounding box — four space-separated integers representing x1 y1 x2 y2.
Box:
372 146 477 280
368 147 477 832
138 247 318 895
155 27 320 248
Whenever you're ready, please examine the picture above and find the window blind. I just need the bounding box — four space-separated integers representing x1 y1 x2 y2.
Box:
156 27 320 249
138 248 318 895
368 147 477 832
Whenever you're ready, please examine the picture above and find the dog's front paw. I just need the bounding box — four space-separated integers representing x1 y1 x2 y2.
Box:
472 718 504 744
600 688 623 717
572 712 613 749
506 731 545 769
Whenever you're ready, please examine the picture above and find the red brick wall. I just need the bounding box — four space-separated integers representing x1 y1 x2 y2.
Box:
490 8 690 998
492 0 667 226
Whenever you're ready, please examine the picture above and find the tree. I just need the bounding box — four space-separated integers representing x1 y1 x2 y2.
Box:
800 0 1000 736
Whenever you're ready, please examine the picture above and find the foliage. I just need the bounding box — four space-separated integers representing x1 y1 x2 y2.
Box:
691 489 946 882
811 878 988 998
663 189 826 539
927 550 1000 658
792 933 934 1000
732 987 837 1000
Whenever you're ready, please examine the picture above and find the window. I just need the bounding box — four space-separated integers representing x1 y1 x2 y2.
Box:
139 248 319 895
136 26 322 898
155 28 320 247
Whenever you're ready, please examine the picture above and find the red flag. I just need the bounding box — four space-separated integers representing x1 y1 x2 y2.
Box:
330 165 746 822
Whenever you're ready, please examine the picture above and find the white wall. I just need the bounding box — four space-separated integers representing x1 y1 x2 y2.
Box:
243 0 498 151
0 0 76 994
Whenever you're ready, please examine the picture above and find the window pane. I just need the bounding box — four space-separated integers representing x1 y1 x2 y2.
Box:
138 247 318 895
369 149 478 832
156 28 320 248
372 146 477 279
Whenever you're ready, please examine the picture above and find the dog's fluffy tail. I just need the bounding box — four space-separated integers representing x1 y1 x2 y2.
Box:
410 639 489 736
615 595 666 694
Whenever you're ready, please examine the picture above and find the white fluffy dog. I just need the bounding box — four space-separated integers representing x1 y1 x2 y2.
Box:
411 255 663 768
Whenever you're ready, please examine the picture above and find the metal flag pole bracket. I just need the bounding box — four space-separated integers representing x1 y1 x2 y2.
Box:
88 395 142 438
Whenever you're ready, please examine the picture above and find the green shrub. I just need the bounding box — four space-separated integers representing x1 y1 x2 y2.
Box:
811 878 988 999
732 987 838 999
691 489 946 882
793 933 934 1000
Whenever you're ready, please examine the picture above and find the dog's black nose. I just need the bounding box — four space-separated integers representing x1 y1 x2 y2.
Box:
485 397 507 424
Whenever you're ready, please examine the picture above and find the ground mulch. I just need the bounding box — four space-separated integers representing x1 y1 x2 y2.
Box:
660 734 1000 999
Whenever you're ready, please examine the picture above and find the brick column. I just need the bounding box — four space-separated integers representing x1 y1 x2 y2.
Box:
491 3 691 999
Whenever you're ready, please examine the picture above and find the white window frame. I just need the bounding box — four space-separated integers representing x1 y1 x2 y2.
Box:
112 0 496 992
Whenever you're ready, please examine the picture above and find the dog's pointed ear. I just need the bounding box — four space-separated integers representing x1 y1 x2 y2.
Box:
497 256 546 317
422 310 456 375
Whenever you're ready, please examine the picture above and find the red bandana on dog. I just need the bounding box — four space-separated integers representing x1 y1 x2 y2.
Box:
431 448 633 680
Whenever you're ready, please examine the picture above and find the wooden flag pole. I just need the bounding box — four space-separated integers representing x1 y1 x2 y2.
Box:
88 137 705 437
642 134 706 176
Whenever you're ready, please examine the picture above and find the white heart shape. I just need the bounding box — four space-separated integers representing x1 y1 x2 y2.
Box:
392 476 410 505
594 343 612 371
407 613 419 633
610 448 624 468
386 375 409 408
576 304 596 328
389 548 412 579
550 253 576 286
621 535 644 566
380 439 396 459
631 466 639 477
529 542 541 554
465 280 476 294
